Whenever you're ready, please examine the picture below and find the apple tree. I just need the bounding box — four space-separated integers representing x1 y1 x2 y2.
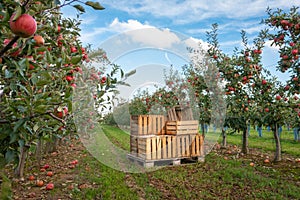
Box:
0 0 121 178
263 6 300 141
206 24 267 153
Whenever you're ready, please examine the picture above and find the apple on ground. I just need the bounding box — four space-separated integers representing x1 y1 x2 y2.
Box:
46 183 54 190
28 175 35 181
46 171 53 177
36 180 44 187
43 164 50 169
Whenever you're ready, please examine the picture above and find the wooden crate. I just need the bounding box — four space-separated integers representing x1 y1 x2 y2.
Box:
190 134 204 157
130 115 165 135
165 120 199 135
130 134 204 160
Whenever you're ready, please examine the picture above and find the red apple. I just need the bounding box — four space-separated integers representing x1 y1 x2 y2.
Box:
101 76 107 84
284 85 290 90
9 14 37 38
275 95 281 101
82 53 88 60
281 20 289 26
46 183 54 190
70 46 77 53
292 49 298 56
55 107 68 118
29 64 35 70
28 175 35 181
70 83 77 88
33 35 45 46
43 164 50 169
66 76 73 82
46 171 53 177
264 108 269 112
36 180 44 187
57 25 61 33
262 79 267 85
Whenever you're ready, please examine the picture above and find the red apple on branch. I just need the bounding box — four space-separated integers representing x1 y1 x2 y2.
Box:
34 35 45 46
9 14 37 38
275 95 281 101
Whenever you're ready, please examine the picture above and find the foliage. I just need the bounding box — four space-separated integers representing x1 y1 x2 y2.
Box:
0 0 124 177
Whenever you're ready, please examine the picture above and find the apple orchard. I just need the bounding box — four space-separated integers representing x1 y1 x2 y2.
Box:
0 0 299 186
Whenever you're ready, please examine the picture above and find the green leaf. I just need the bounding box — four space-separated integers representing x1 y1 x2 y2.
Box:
71 56 82 65
16 84 30 95
4 69 13 79
46 51 53 63
33 124 39 133
9 132 18 144
12 6 22 21
73 4 85 12
13 118 26 133
85 1 105 10
5 150 17 163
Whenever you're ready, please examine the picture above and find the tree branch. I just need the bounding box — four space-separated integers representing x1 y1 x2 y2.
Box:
0 36 20 57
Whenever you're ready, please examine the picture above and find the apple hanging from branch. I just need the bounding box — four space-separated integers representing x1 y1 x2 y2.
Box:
9 13 37 38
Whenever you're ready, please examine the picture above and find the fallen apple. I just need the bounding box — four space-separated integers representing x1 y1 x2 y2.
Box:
46 183 54 190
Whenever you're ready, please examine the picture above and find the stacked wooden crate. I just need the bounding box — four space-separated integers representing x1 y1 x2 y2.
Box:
129 106 204 166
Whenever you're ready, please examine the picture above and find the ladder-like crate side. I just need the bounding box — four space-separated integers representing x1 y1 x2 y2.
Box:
130 134 204 160
130 115 165 135
166 120 199 135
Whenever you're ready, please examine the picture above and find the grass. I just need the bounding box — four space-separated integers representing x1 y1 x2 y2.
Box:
0 172 12 200
220 127 300 157
69 124 300 199
4 124 299 199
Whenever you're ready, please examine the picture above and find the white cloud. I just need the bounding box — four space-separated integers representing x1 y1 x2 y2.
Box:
98 0 300 24
124 28 181 48
109 18 153 32
81 18 183 49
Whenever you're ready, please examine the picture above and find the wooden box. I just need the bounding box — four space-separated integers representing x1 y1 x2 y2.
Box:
130 115 165 135
130 134 204 160
166 120 199 135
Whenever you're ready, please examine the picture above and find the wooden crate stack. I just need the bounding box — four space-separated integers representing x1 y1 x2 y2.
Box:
129 106 204 166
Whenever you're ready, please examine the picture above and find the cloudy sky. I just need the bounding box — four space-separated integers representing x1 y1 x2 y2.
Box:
63 0 299 98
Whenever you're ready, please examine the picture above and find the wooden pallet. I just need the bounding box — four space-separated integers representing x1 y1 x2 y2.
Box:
165 120 199 135
130 134 204 160
130 115 165 135
127 153 205 168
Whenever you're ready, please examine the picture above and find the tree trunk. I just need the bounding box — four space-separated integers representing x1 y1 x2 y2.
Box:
273 123 282 162
201 123 205 138
35 138 43 167
242 128 249 154
14 145 30 178
222 128 227 147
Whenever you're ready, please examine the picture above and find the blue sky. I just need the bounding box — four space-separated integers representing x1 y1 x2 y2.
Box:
63 0 299 97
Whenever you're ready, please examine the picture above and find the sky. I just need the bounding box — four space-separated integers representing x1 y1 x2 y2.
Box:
62 0 300 100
